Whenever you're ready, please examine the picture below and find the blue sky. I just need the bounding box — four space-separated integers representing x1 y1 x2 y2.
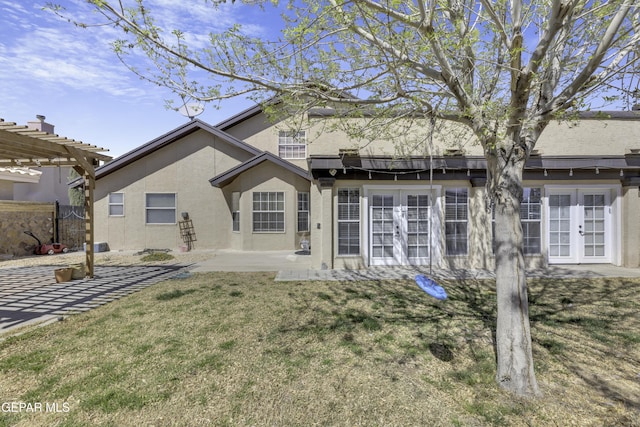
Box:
2 1 635 160
0 0 273 158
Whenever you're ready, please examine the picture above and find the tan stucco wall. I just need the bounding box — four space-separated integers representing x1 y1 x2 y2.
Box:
94 129 256 251
622 185 640 267
13 168 71 204
95 129 312 252
310 180 334 269
233 111 640 163
537 119 640 155
223 161 311 251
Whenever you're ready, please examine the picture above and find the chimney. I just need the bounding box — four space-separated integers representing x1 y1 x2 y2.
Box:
27 114 55 134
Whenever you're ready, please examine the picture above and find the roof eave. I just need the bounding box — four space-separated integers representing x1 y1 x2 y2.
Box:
95 119 262 180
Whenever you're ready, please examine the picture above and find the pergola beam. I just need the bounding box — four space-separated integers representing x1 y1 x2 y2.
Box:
0 118 111 278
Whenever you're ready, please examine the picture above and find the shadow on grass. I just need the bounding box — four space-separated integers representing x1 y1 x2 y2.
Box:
527 276 640 411
282 273 498 367
283 272 640 411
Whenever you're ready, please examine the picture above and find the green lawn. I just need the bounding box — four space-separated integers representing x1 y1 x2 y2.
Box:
1 272 639 426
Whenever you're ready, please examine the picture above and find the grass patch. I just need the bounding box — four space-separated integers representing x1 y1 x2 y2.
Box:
0 273 638 426
0 348 52 374
155 288 197 301
140 251 175 262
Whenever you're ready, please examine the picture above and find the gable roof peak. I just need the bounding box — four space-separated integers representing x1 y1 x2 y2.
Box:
210 151 310 188
95 118 262 180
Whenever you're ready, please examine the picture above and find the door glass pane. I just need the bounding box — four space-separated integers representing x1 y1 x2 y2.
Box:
371 195 395 259
549 194 572 258
582 193 606 258
406 194 430 259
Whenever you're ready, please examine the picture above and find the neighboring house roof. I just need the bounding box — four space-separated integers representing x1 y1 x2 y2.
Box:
0 167 42 184
210 151 311 188
94 119 262 179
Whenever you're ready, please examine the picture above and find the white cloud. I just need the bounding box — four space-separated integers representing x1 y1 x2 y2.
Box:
0 0 277 111
0 2 158 100
143 0 271 47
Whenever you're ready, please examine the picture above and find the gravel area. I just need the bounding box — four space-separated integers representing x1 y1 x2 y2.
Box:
0 249 217 269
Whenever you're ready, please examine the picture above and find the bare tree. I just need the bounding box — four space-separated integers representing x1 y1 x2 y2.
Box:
51 0 640 396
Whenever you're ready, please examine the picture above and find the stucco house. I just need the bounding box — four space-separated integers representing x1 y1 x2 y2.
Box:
0 167 42 199
91 104 640 270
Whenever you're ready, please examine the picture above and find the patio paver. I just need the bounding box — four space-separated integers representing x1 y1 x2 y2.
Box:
0 264 190 334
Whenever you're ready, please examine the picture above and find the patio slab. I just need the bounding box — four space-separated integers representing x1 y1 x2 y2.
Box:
190 249 312 272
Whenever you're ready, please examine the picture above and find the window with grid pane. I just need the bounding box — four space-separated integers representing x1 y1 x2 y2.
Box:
145 193 176 224
445 188 468 255
278 130 307 159
520 188 542 254
337 188 360 255
252 192 285 232
491 188 541 254
108 192 124 216
297 192 310 232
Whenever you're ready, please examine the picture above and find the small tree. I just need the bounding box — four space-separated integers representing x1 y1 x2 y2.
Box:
53 0 640 396
67 169 84 207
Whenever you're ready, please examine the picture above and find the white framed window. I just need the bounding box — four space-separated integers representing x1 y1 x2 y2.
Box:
337 188 360 255
145 193 176 224
278 130 307 159
253 192 285 232
445 188 468 255
491 188 542 255
232 192 240 232
297 192 310 232
108 192 124 216
520 188 542 254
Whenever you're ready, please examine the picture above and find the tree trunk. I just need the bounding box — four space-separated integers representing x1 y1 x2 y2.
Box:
489 153 541 397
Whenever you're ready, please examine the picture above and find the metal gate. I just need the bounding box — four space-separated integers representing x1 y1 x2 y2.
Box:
55 202 85 251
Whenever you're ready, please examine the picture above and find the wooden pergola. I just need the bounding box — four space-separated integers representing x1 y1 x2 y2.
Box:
0 118 112 278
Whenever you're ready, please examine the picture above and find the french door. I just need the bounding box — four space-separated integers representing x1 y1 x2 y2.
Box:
547 188 612 263
369 190 434 266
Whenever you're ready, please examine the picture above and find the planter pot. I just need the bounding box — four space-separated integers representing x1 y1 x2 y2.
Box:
54 268 73 283
70 263 85 280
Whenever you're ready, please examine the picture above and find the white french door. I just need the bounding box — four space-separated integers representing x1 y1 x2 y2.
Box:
547 188 613 264
369 190 435 266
